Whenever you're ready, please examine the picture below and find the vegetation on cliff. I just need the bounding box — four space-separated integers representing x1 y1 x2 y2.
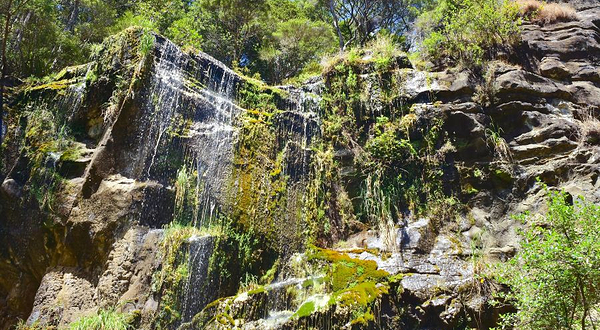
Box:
1 0 598 329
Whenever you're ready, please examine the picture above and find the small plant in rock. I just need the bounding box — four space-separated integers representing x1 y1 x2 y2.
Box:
485 124 512 163
139 30 155 58
463 231 500 322
579 107 600 145
239 273 260 292
13 320 51 330
474 62 499 107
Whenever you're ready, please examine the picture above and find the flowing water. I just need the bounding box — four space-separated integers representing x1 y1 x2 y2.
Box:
131 37 325 324
181 235 217 322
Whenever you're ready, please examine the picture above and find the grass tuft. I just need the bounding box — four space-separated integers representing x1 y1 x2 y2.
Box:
517 0 577 25
579 107 600 145
68 309 132 330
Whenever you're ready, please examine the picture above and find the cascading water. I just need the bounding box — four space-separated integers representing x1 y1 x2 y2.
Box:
123 35 325 325
184 54 241 227
277 81 322 181
130 38 244 323
180 235 217 322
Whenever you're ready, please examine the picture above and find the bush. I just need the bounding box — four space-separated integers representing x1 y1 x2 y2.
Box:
517 0 577 25
321 33 404 75
68 309 132 330
258 18 336 83
418 0 522 66
497 188 600 330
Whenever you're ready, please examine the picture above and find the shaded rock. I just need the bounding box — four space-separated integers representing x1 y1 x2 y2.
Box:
0 179 22 200
539 56 570 79
495 69 568 100
26 269 97 328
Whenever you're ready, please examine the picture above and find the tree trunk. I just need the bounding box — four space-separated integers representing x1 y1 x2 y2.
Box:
0 0 14 144
65 0 80 33
579 279 588 330
329 0 345 50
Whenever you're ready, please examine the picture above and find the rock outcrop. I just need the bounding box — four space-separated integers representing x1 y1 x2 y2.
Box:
0 2 599 329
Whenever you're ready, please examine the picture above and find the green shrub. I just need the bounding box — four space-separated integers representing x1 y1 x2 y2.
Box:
418 0 522 66
13 320 48 330
496 188 600 330
68 309 132 330
139 30 155 57
366 116 416 166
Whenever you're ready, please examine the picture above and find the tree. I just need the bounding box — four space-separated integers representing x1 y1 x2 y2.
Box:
498 188 600 329
195 0 269 66
0 0 30 143
259 18 336 83
325 0 419 50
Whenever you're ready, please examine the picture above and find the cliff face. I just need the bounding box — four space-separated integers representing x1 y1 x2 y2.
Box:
0 3 599 329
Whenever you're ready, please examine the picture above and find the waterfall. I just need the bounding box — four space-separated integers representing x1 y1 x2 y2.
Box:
180 235 216 322
277 81 322 182
134 38 244 322
135 37 325 325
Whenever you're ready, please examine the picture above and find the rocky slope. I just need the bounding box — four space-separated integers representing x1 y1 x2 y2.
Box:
0 2 599 329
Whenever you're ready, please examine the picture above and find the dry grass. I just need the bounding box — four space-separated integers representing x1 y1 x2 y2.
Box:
516 0 577 25
379 217 398 253
579 107 600 145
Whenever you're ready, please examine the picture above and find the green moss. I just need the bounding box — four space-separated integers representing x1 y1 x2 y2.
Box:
462 183 479 195
215 313 235 326
237 79 285 114
260 259 279 284
60 145 82 162
278 248 392 325
387 273 406 284
350 308 376 326
247 286 266 295
308 248 388 300
337 282 389 307
28 79 78 92
224 76 309 260
492 168 513 186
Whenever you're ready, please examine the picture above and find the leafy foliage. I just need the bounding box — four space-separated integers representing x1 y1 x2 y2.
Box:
497 188 600 330
68 309 133 330
325 0 431 49
418 0 522 66
259 18 336 83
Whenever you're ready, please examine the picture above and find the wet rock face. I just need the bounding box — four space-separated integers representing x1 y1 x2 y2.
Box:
0 27 320 329
0 3 599 329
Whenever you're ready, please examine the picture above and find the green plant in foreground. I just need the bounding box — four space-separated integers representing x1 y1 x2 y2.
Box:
496 188 600 330
68 309 132 330
13 320 49 330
